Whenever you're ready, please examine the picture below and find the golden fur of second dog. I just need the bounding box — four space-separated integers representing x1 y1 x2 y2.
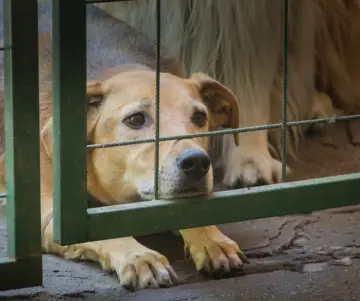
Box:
99 0 360 188
0 12 246 289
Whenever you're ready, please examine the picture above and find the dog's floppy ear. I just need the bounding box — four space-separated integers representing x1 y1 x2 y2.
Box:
86 80 107 108
40 81 107 158
189 72 240 146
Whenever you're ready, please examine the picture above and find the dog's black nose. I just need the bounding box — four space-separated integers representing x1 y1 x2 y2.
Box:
176 148 211 180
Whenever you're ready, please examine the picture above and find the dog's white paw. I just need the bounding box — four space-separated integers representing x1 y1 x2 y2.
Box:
63 244 178 290
106 250 178 289
181 226 248 275
222 145 289 188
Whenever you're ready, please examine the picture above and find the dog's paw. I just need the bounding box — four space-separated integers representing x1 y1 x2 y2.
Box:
310 92 338 133
56 241 178 290
222 145 289 188
105 250 178 290
181 226 248 276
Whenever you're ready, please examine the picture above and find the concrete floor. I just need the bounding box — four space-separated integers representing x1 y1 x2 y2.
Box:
3 262 360 301
1 122 360 300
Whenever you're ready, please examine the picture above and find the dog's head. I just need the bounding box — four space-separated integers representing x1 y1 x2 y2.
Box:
41 66 240 204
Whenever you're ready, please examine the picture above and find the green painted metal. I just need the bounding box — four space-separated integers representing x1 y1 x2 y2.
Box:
87 173 360 241
0 257 42 291
52 0 88 245
0 0 357 292
281 0 288 182
0 0 42 291
52 0 360 259
154 0 161 199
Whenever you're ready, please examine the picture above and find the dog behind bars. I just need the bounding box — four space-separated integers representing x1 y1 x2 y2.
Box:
98 0 360 187
0 1 248 290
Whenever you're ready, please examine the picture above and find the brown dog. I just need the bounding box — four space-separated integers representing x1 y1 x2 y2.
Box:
0 13 246 289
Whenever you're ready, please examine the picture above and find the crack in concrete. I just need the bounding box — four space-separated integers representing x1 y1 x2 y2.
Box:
164 297 203 301
268 219 298 243
243 219 299 254
244 217 319 258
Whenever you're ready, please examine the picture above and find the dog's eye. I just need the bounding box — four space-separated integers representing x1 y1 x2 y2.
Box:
192 111 207 127
123 112 147 129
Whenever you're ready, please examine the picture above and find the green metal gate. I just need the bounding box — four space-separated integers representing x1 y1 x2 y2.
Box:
52 0 360 247
1 0 360 292
0 0 42 291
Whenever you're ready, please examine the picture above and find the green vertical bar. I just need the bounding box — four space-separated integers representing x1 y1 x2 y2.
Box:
52 0 88 245
154 0 161 199
281 0 288 182
3 0 42 259
0 258 42 291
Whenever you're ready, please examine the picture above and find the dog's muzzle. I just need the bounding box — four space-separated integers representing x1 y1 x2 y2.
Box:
137 148 212 200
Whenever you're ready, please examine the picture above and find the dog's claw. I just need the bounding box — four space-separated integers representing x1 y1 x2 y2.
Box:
238 250 250 265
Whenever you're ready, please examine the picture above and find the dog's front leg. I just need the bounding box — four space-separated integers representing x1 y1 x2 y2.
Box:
221 130 286 187
218 0 288 188
42 216 178 289
179 226 248 274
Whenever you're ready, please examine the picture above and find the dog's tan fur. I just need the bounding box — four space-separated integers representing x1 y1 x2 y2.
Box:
0 29 248 289
97 0 360 187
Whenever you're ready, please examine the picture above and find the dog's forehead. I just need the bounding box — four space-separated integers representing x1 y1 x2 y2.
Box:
105 70 205 109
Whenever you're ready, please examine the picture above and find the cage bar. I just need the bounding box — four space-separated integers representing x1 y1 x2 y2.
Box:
0 0 42 290
87 113 360 150
52 0 88 245
3 0 41 260
87 173 360 241
281 0 288 181
0 257 42 291
154 0 161 199
52 0 360 249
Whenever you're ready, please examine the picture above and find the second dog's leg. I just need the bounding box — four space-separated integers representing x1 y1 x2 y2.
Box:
219 0 284 187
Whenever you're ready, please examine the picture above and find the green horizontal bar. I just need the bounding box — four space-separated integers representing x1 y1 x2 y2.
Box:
86 0 135 3
0 256 42 291
87 114 360 150
86 173 360 242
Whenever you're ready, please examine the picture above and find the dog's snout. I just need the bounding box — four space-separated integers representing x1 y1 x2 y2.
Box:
176 148 211 180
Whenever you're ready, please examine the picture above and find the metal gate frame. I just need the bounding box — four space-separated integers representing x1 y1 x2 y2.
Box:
52 0 360 247
1 0 359 291
0 0 42 291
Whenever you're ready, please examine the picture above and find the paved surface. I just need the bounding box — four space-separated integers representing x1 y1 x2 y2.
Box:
2 204 360 300
1 116 360 301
